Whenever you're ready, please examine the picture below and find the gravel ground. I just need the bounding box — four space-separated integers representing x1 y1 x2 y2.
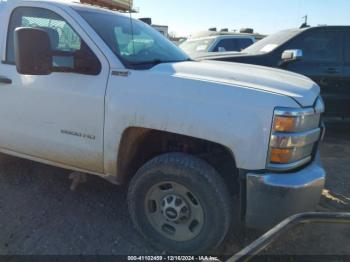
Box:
0 159 155 255
0 121 349 257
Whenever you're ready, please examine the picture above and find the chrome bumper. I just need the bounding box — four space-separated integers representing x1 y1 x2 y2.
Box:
245 153 326 230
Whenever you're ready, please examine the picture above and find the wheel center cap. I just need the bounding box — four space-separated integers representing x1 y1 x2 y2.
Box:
161 194 190 223
165 207 178 220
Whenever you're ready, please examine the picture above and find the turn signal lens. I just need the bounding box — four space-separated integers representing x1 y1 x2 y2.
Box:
269 144 314 164
270 148 294 163
273 116 297 132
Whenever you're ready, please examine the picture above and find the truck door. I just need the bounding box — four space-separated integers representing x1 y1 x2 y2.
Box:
282 28 343 116
0 6 109 172
342 30 350 117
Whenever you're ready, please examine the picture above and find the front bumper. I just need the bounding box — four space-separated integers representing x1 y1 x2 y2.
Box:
245 153 325 230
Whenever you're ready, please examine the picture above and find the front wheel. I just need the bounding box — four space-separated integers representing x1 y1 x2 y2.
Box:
127 153 233 254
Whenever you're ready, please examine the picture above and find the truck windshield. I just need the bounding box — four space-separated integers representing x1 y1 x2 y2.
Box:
179 38 215 54
75 8 189 69
243 29 301 54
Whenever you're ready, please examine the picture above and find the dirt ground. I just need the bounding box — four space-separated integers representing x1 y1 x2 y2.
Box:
0 121 349 257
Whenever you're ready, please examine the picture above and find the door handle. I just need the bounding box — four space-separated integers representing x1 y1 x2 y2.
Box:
325 68 340 74
0 76 12 84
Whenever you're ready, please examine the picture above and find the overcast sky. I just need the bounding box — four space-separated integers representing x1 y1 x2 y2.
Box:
133 0 350 37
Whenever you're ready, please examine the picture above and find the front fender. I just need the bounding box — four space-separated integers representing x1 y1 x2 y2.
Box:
103 69 300 178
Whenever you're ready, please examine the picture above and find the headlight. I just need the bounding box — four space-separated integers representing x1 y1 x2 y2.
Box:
267 97 324 171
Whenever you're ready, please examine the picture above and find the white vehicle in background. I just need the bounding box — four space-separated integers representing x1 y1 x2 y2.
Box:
180 33 256 58
0 0 325 255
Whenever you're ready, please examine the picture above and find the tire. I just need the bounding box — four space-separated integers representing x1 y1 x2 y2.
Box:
127 153 233 254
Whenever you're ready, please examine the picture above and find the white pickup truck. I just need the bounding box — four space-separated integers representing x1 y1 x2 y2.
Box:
0 0 326 254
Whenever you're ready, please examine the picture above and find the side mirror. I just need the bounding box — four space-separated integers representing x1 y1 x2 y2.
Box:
14 27 52 75
218 47 226 52
281 49 303 62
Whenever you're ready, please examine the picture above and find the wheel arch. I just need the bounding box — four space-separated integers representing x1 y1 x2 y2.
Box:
115 127 239 194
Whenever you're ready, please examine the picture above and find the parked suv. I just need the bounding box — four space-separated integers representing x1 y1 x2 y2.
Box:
179 33 255 58
198 26 350 118
0 0 325 254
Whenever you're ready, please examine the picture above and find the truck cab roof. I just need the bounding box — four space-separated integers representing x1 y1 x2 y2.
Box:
0 0 130 21
0 0 125 13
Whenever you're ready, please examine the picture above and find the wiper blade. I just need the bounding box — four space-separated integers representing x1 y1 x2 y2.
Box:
130 58 192 66
130 59 164 66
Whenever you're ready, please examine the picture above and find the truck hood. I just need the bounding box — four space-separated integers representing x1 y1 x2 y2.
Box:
152 60 319 107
